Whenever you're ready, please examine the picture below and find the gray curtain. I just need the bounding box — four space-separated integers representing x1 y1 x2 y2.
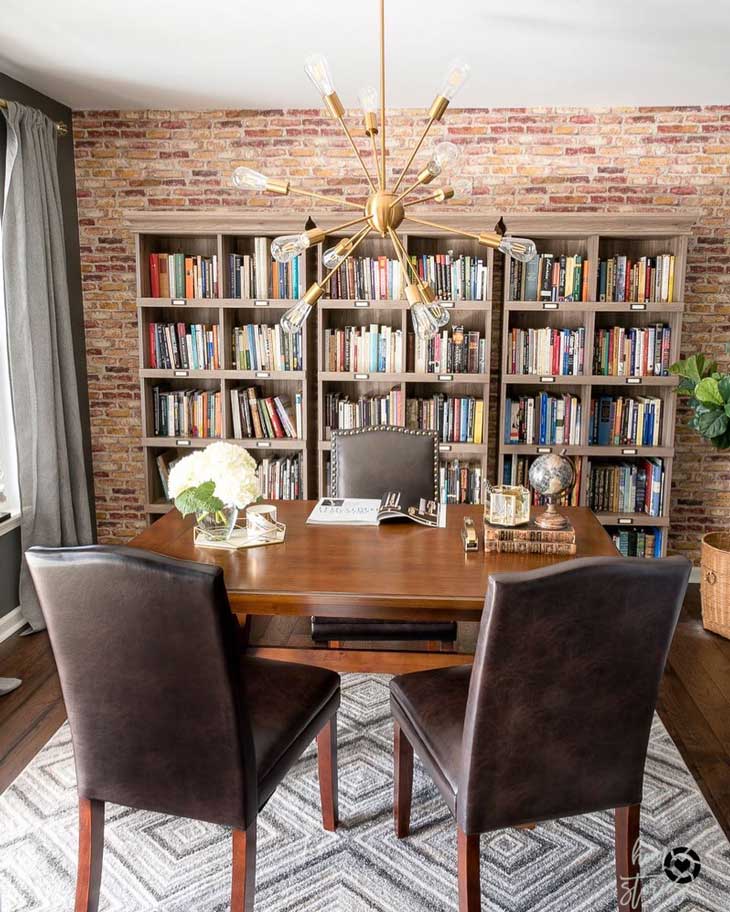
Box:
1 101 93 630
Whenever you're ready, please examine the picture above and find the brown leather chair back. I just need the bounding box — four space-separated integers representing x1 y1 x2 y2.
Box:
458 556 690 834
330 426 438 502
26 545 257 829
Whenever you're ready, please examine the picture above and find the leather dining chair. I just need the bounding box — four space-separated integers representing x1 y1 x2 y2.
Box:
311 425 457 651
26 545 341 912
389 556 691 911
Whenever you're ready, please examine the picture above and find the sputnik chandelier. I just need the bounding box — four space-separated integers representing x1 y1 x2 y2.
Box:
232 0 537 339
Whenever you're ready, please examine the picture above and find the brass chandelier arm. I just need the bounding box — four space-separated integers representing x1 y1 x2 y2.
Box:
336 116 377 192
388 227 420 286
321 214 372 236
391 114 438 194
287 185 364 210
387 229 413 290
402 187 453 208
370 130 383 189
391 175 430 208
380 0 386 191
404 214 480 240
319 225 374 288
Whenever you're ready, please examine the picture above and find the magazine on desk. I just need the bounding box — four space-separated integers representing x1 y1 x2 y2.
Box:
307 493 446 528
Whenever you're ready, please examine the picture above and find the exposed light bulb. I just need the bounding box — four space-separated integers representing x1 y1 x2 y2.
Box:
280 299 311 335
499 235 538 263
271 233 311 264
304 53 336 97
358 86 378 114
452 177 472 199
232 166 268 191
428 303 450 328
322 237 353 270
439 59 471 102
425 141 460 178
410 302 441 340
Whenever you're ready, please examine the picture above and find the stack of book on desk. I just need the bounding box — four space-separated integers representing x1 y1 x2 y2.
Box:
483 517 576 555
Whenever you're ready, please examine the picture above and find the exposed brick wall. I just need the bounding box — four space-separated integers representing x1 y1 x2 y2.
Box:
72 105 730 559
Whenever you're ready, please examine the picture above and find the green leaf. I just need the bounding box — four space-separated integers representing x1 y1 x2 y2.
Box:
174 480 224 517
677 378 696 396
711 426 730 449
696 407 728 439
718 376 730 403
669 353 717 383
696 377 724 406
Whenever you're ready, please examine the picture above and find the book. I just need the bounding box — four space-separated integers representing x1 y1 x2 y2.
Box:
589 395 662 447
505 392 582 446
596 254 675 303
410 326 487 374
153 387 222 438
406 393 484 443
228 245 303 300
439 459 482 504
510 253 587 302
258 454 301 500
324 324 404 373
508 326 586 376
307 493 446 528
148 252 218 299
328 255 403 300
156 450 183 501
593 324 671 377
232 323 302 372
587 459 665 516
483 517 577 555
324 388 404 438
149 322 220 370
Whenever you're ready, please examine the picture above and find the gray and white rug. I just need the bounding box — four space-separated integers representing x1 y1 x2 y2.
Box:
1 674 729 911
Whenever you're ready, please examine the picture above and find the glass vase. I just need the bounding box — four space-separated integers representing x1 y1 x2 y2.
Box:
194 505 239 542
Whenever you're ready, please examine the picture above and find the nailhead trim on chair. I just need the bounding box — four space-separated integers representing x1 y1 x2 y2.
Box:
330 426 439 500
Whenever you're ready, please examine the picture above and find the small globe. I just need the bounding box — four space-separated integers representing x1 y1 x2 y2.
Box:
528 453 574 498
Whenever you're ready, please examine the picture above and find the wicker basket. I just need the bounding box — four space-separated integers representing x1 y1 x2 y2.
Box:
700 532 730 639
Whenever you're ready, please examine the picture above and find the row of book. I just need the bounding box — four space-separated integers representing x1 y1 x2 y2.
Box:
593 324 671 377
597 255 675 303
509 254 589 302
149 253 219 299
323 390 403 436
504 393 582 446
589 396 663 447
411 253 490 301
232 324 302 372
323 326 404 374
228 245 304 300
406 395 485 444
258 455 301 500
502 454 581 506
587 459 665 516
413 326 487 374
329 256 403 300
439 460 483 505
507 327 586 376
230 387 301 440
149 322 221 370
152 388 222 439
610 526 664 559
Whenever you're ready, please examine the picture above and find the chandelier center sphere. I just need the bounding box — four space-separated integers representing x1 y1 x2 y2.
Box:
365 190 404 236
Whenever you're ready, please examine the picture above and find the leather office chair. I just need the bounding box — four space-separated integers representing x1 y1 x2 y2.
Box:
26 545 341 912
389 556 691 911
311 425 457 650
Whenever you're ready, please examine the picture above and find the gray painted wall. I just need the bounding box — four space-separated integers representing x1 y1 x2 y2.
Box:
0 72 94 620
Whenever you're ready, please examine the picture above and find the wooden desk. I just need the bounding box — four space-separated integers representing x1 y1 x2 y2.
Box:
130 503 617 673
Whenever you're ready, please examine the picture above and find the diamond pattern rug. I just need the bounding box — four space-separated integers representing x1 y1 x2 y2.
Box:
1 673 729 911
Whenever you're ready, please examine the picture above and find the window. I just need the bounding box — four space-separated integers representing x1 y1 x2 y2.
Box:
0 230 19 518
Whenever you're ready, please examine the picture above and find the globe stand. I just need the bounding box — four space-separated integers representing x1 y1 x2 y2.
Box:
534 497 569 530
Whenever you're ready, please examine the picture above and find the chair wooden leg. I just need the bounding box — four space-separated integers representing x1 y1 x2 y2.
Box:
231 820 257 912
75 798 105 912
457 827 481 912
393 721 414 838
317 716 339 831
615 804 642 911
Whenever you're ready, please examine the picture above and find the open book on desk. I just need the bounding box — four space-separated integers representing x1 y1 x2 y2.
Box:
307 494 446 528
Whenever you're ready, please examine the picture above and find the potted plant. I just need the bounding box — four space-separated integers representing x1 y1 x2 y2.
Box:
670 353 730 638
167 441 259 542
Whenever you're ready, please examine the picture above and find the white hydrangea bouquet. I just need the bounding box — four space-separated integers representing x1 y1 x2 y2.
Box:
168 442 259 541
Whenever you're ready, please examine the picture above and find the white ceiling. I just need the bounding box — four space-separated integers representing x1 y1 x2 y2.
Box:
1 0 729 110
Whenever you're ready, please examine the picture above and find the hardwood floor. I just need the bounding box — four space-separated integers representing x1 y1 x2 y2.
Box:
1 584 729 841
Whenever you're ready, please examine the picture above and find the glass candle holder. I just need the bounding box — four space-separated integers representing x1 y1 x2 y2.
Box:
485 484 531 527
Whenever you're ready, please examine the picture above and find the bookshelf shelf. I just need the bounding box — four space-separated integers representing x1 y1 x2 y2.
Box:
498 215 691 558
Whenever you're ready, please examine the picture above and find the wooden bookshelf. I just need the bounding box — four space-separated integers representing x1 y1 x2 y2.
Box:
497 214 693 557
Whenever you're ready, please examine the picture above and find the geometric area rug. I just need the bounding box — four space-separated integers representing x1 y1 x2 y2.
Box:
1 674 729 911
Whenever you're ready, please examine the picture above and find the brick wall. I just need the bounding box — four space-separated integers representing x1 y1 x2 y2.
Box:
72 105 730 559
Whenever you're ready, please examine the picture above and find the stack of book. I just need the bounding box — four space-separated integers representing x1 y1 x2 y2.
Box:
587 459 664 515
593 324 671 376
406 394 484 444
148 322 220 370
328 256 403 300
596 254 675 303
323 389 404 437
611 526 664 558
258 454 301 500
502 454 581 507
484 519 577 555
156 450 184 501
232 324 302 372
509 254 588 302
439 460 483 504
228 240 303 299
230 387 301 440
411 252 489 301
504 392 582 446
411 326 487 374
589 395 662 447
323 325 404 373
152 387 222 439
508 326 586 375
149 253 218 299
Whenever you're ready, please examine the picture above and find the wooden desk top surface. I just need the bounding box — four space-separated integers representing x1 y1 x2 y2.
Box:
130 503 618 622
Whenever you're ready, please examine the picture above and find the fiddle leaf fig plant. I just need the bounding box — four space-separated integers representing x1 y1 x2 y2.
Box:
670 353 730 449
